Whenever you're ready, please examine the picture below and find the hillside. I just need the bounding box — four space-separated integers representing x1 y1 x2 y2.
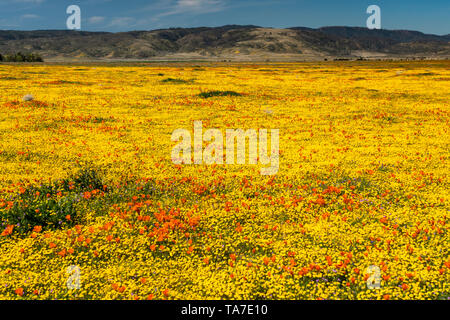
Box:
0 25 449 61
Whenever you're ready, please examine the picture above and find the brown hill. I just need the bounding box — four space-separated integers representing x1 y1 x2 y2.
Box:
0 25 448 61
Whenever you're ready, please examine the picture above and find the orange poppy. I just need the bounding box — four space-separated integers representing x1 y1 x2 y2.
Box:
58 249 66 257
15 288 24 296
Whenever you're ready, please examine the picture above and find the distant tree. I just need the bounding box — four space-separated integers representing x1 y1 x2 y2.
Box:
35 54 43 62
1 52 43 62
25 53 43 62
15 52 25 62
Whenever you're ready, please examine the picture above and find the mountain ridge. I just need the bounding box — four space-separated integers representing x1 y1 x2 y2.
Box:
0 25 448 61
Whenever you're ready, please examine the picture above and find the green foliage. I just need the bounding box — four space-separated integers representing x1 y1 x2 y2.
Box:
0 167 105 234
0 52 43 62
2 193 79 234
161 78 189 83
61 167 105 193
198 90 242 98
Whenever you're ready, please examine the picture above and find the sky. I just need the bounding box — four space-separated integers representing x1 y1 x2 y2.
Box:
0 0 449 35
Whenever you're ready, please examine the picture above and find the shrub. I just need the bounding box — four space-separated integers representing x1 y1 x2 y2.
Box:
1 52 44 62
0 167 105 234
1 192 79 234
62 167 105 193
161 78 189 84
198 90 242 98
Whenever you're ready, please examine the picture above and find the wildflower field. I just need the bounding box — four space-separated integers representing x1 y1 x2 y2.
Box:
0 61 448 300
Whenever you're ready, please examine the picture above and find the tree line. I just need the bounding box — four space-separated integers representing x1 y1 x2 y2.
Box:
0 52 43 62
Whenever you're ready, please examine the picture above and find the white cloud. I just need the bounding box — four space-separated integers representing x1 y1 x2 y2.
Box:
108 17 136 28
21 13 39 19
13 0 45 3
88 16 105 24
158 0 226 17
0 0 44 4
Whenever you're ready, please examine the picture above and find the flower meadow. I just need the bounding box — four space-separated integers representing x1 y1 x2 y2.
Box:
0 61 448 300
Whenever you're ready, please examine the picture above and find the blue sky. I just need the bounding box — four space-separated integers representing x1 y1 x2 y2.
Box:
0 0 448 35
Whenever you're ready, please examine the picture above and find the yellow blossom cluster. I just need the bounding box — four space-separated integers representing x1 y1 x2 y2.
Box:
0 61 448 300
